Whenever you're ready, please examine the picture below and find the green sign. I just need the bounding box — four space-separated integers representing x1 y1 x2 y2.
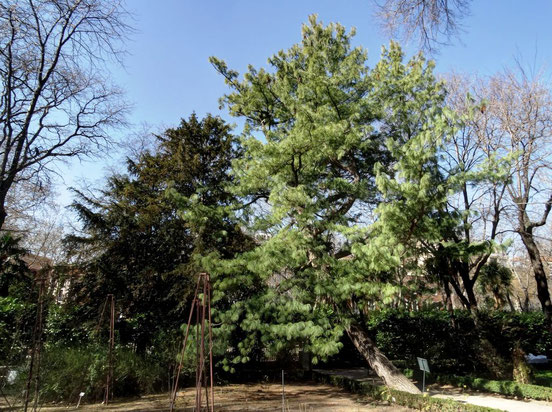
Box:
417 357 430 373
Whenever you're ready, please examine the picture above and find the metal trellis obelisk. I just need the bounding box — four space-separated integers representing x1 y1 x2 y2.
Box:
169 273 214 412
23 276 47 412
103 294 115 405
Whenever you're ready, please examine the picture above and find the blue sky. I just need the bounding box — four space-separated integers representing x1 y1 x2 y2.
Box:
59 0 552 209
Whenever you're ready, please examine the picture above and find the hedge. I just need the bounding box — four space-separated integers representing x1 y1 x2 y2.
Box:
436 374 552 401
313 371 504 412
534 370 552 387
360 310 552 376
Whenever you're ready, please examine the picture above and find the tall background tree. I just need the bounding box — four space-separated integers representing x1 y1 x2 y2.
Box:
66 113 246 351
0 233 37 365
374 0 471 52
417 73 511 317
471 67 552 330
0 0 130 229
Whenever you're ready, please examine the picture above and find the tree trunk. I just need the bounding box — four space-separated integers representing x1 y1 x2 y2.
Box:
0 179 13 230
506 292 515 312
0 201 6 230
459 264 479 311
519 231 552 331
346 322 420 394
441 278 457 328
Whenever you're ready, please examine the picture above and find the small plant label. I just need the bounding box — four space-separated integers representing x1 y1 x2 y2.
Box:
417 357 430 373
417 357 430 394
77 392 85 408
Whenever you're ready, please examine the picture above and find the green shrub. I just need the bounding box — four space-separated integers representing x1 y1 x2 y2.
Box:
364 309 477 373
9 344 166 404
354 309 552 376
479 311 552 359
534 370 552 387
0 296 35 363
0 234 38 365
44 304 91 346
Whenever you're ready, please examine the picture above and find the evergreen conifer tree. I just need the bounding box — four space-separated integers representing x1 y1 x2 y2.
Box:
67 114 247 350
206 16 457 393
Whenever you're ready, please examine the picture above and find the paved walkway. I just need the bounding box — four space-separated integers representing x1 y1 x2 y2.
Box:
434 392 552 412
315 368 552 412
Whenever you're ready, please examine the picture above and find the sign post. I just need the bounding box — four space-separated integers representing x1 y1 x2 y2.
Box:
417 357 430 394
77 392 85 408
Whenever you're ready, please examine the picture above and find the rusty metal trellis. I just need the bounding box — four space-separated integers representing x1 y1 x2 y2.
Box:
170 273 214 412
104 294 115 405
23 276 47 412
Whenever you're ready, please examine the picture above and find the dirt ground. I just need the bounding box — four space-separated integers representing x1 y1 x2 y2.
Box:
2 382 413 411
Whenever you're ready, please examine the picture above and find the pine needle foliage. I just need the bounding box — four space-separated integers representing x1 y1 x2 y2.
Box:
204 16 457 370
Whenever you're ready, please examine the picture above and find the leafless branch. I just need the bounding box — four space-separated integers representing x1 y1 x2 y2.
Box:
374 0 471 53
0 0 132 228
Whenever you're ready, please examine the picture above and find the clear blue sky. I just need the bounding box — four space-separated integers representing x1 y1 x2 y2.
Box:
59 0 552 209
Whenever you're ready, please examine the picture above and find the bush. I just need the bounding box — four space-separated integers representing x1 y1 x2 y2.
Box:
364 309 477 373
0 234 38 365
44 304 91 347
8 344 166 404
355 309 552 376
477 311 552 358
0 296 36 363
534 370 552 387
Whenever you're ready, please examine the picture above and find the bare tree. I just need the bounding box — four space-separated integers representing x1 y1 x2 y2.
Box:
507 244 539 312
4 178 53 228
374 0 471 52
426 73 510 315
2 176 65 259
5 191 67 265
0 0 131 229
470 66 552 327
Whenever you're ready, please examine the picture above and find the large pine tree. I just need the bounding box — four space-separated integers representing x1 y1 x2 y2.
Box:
206 17 456 393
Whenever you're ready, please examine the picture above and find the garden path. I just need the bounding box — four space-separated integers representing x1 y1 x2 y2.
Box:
432 386 552 412
315 368 552 412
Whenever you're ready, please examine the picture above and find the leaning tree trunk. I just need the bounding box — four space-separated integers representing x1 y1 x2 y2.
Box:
519 231 552 332
346 322 420 394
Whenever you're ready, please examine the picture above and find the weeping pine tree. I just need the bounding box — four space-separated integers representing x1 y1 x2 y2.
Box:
200 16 456 393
